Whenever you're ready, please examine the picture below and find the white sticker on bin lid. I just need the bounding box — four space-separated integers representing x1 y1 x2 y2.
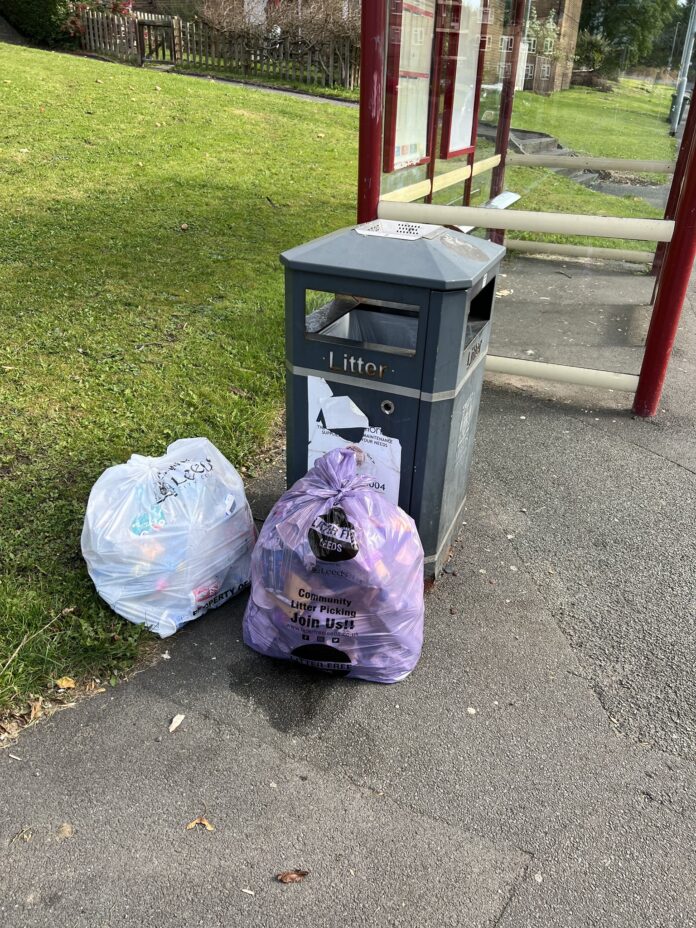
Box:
355 219 442 240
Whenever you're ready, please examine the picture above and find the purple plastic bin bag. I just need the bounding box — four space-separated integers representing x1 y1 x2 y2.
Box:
243 447 425 683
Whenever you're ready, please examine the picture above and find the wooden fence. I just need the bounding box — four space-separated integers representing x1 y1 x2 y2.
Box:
82 11 139 62
179 22 359 89
134 12 172 23
80 12 360 90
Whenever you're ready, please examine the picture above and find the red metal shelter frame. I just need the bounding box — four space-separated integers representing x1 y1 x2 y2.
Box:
439 0 479 160
357 2 387 224
382 0 437 174
634 112 696 416
488 0 525 243
357 1 695 417
424 1 448 203
463 6 491 205
652 97 696 279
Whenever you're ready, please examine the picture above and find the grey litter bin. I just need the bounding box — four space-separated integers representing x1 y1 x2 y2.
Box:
281 220 505 579
668 91 691 125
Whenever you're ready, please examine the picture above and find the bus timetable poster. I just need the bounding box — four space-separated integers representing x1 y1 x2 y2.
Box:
383 0 437 173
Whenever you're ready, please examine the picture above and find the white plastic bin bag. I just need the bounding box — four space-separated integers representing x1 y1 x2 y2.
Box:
82 438 256 637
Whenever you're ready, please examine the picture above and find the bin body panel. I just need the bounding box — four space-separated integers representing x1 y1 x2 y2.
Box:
287 371 422 512
282 225 505 579
409 333 489 568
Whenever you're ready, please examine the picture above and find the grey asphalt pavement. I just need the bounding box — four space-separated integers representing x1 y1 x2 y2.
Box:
1 257 695 927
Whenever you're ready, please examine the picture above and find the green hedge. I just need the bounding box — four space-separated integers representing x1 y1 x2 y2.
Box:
0 0 70 44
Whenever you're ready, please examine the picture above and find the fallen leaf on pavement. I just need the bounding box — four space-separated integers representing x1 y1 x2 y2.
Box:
29 700 42 722
55 677 76 690
276 869 309 884
169 713 185 733
0 719 21 741
56 823 74 839
186 816 214 832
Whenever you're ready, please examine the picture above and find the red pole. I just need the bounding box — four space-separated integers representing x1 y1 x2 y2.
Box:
489 0 526 244
464 1 491 206
357 1 387 223
652 98 696 276
633 118 696 417
424 2 447 204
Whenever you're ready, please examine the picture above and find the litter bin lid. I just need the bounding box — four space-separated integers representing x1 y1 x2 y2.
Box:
281 223 505 291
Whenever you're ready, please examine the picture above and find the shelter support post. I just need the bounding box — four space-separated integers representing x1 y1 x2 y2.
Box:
633 116 696 417
357 2 387 223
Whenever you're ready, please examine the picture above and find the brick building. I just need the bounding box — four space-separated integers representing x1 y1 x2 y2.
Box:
480 0 582 94
521 0 582 93
480 0 508 85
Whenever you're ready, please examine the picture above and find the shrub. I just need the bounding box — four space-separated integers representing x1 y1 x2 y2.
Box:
0 0 71 44
0 0 133 43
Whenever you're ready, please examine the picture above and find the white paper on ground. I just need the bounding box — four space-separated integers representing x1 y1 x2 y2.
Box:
307 376 402 504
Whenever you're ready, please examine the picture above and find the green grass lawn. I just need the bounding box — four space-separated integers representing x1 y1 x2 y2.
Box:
0 44 356 719
434 80 674 251
502 166 664 250
511 79 676 161
438 158 665 252
475 79 676 250
174 63 361 102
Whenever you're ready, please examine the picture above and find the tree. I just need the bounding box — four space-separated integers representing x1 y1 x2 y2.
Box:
198 0 248 33
199 0 359 41
580 0 680 71
574 29 612 71
644 1 693 69
526 5 561 58
0 0 70 43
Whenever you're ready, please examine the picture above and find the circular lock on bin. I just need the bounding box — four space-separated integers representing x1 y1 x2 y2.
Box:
381 399 395 416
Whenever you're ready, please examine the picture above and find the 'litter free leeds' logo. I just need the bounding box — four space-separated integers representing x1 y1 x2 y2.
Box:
307 507 359 562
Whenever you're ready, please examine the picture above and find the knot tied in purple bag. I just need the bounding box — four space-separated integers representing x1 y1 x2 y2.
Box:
243 447 425 683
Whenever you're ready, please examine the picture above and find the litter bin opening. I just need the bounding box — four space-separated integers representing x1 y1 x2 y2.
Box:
319 307 418 355
305 291 419 356
468 278 494 324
